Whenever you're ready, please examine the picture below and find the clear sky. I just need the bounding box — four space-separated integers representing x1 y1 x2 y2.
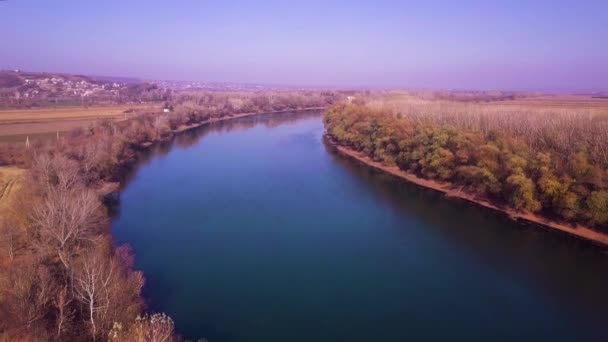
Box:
1 0 607 91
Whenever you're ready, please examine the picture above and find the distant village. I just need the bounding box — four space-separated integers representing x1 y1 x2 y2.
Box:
0 70 126 101
0 70 169 107
18 77 122 99
0 70 315 108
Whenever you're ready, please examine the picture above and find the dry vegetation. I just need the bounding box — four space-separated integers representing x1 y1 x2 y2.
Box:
0 105 159 124
0 90 340 340
326 93 608 231
487 95 608 109
365 95 608 167
0 104 160 143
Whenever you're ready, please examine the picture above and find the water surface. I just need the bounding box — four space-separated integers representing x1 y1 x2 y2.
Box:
112 111 608 342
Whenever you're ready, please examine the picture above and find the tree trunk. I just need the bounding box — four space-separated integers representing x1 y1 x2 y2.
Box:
89 296 96 338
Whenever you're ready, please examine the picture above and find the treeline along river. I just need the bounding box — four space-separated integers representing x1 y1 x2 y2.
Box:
112 111 608 342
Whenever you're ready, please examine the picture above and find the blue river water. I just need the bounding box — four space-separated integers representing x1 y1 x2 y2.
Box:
112 111 608 342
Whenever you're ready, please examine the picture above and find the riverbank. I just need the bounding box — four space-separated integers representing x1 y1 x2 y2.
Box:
99 107 326 197
327 138 608 249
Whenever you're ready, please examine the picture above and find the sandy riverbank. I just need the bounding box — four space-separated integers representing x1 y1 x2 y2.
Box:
328 138 608 248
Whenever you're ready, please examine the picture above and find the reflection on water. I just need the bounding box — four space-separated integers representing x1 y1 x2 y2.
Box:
112 111 608 342
326 145 608 314
119 110 323 186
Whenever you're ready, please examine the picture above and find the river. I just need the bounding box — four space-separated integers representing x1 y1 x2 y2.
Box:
112 111 608 342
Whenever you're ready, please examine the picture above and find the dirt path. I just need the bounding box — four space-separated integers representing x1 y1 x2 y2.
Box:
329 139 608 248
0 177 16 202
0 167 24 213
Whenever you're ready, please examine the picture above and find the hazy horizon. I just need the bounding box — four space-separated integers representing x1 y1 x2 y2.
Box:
1 0 607 91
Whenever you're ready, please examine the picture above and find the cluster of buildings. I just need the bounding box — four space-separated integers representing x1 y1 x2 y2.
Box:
17 76 123 99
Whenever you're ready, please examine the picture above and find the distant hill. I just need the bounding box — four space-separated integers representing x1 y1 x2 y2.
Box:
0 70 169 108
152 79 324 92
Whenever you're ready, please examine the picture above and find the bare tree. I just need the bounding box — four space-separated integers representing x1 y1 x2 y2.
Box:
73 248 115 337
31 187 104 269
31 153 81 194
54 284 74 338
3 261 56 333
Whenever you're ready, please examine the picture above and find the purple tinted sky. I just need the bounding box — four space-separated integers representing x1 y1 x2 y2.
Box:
1 0 607 91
